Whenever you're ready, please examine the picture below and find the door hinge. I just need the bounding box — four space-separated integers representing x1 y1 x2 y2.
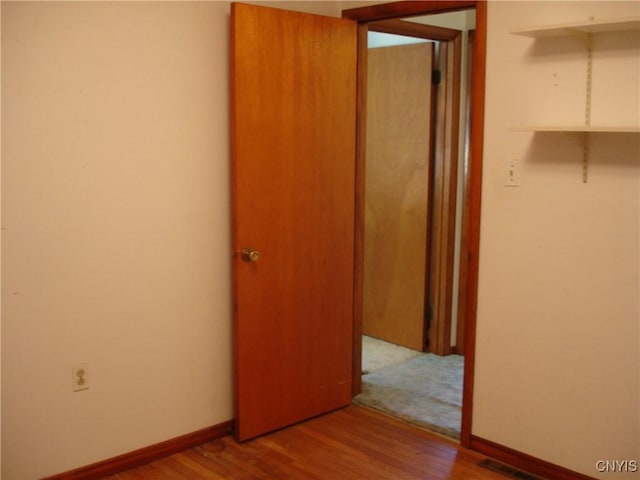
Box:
432 70 442 86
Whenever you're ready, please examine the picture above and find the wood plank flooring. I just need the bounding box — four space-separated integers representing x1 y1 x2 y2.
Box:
104 406 508 479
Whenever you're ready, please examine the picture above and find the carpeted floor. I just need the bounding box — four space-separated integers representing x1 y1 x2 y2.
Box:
355 336 463 439
360 335 422 374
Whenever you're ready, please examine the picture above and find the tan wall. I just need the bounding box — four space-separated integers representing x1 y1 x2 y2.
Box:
475 2 639 478
1 2 344 478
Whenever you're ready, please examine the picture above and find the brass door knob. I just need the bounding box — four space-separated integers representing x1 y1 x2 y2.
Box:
241 248 260 262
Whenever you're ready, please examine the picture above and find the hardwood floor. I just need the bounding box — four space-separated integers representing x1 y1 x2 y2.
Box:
104 406 509 479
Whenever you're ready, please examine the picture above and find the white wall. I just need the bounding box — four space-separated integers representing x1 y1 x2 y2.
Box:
475 2 639 478
2 1 639 479
1 2 344 478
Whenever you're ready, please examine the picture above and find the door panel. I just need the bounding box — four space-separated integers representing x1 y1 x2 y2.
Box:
363 43 433 351
231 3 357 441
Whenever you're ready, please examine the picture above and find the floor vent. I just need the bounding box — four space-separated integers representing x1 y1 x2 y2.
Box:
477 459 547 480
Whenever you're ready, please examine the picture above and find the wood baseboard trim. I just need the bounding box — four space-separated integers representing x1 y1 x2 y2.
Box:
43 420 235 480
470 435 596 480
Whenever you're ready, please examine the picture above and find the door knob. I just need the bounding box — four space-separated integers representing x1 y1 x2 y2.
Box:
241 248 260 262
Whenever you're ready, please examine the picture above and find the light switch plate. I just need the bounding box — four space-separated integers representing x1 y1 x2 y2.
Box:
504 159 521 187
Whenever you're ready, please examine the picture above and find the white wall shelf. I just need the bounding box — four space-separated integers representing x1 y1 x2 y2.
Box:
511 126 640 133
510 16 640 38
510 16 640 182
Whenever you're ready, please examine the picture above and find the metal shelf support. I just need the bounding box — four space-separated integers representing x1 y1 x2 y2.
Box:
582 33 593 183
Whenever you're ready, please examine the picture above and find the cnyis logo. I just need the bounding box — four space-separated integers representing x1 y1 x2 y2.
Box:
595 460 638 473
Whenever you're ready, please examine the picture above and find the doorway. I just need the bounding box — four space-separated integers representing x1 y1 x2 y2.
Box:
344 0 486 448
355 12 474 440
231 0 486 447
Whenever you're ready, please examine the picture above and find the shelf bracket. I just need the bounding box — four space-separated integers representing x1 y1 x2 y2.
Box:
581 31 593 183
582 132 589 183
565 26 593 183
566 28 590 44
584 33 593 130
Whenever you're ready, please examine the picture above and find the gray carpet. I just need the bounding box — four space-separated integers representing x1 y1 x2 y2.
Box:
355 352 464 439
361 335 422 374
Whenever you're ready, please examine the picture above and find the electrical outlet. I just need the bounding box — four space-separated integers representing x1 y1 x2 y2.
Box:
72 364 89 392
505 159 521 187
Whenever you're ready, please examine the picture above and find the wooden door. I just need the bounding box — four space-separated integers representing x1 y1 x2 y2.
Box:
363 42 433 351
231 3 357 441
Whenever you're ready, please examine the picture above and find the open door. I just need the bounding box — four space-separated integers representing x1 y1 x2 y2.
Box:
231 3 357 441
363 42 433 352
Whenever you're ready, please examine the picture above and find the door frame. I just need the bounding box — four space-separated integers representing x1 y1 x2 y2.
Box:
343 0 486 448
455 28 477 355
